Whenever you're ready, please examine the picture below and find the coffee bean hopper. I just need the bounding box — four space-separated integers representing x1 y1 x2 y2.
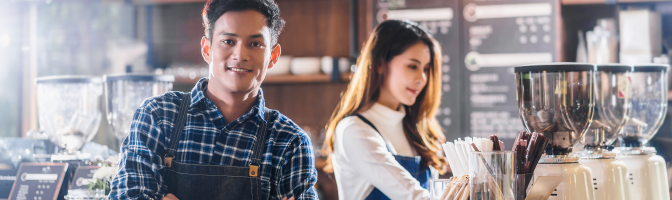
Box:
35 76 103 161
103 74 174 143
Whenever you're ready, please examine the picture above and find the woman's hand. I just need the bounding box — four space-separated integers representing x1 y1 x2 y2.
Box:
162 193 179 200
281 197 295 200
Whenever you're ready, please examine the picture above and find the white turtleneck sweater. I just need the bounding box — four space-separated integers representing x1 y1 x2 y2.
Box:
332 103 432 200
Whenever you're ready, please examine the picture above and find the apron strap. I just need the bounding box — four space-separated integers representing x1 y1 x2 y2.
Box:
353 114 380 133
249 110 271 177
352 114 392 152
164 92 191 168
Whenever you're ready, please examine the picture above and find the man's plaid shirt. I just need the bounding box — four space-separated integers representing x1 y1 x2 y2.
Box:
109 78 318 200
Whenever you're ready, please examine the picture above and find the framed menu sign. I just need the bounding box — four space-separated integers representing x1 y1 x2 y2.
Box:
8 163 68 200
0 169 18 198
69 166 98 190
460 0 559 141
372 0 463 142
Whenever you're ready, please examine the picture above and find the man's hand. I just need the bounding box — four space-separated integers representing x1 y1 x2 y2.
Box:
162 193 179 200
281 197 295 200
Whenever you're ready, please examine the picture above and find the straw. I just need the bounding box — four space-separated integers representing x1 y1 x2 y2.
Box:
442 135 512 200
439 175 470 200
454 140 468 175
513 131 550 174
442 142 465 176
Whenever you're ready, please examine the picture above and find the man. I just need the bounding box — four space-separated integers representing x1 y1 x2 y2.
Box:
108 0 318 199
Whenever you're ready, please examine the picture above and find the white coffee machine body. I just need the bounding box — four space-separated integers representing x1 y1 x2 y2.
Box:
534 161 595 200
615 149 669 200
578 157 630 200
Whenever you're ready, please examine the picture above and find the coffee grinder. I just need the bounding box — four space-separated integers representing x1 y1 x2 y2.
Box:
614 64 670 200
577 64 633 200
35 75 104 199
516 63 596 200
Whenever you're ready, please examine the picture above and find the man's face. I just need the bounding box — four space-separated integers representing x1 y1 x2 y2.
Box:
201 10 280 93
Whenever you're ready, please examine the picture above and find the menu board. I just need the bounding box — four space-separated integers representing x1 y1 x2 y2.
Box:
0 169 18 198
8 163 68 200
460 0 558 140
69 166 98 190
372 0 463 141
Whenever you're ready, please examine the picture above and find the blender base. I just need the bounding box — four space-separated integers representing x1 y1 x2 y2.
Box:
616 154 670 200
578 158 631 200
532 162 595 200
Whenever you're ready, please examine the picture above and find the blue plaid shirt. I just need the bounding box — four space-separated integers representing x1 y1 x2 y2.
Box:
109 78 318 200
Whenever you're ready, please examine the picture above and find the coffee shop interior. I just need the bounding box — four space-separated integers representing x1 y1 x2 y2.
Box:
1 0 672 199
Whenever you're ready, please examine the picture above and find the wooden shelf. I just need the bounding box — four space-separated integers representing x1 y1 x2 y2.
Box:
131 0 206 4
174 73 352 85
562 0 671 5
265 73 352 84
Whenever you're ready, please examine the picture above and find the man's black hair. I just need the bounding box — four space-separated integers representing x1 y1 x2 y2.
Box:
202 0 285 45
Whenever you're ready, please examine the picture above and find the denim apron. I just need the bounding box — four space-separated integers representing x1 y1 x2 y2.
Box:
353 114 431 200
162 93 270 200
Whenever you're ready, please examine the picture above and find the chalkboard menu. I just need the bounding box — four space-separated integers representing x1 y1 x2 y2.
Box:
69 166 98 190
8 163 68 200
372 0 463 142
460 0 558 140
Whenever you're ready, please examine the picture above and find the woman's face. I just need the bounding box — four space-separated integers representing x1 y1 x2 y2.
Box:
379 41 432 108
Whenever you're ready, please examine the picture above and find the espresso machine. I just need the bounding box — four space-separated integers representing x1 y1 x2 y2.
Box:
515 63 596 200
614 64 669 200
104 74 174 143
577 64 633 200
35 76 103 160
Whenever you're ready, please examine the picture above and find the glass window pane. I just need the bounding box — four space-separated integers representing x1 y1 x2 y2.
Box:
0 2 25 138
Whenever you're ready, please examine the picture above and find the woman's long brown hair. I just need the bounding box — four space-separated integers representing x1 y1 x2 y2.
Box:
323 20 448 174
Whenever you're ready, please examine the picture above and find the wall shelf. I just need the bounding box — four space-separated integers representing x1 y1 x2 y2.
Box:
131 0 205 4
174 73 352 85
562 0 672 5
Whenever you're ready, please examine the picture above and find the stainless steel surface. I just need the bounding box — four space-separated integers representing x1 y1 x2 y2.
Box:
575 149 616 159
613 147 657 155
538 155 580 163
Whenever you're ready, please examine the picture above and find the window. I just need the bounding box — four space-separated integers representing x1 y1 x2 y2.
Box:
0 2 26 138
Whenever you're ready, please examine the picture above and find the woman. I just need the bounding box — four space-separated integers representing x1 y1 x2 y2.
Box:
323 20 448 200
